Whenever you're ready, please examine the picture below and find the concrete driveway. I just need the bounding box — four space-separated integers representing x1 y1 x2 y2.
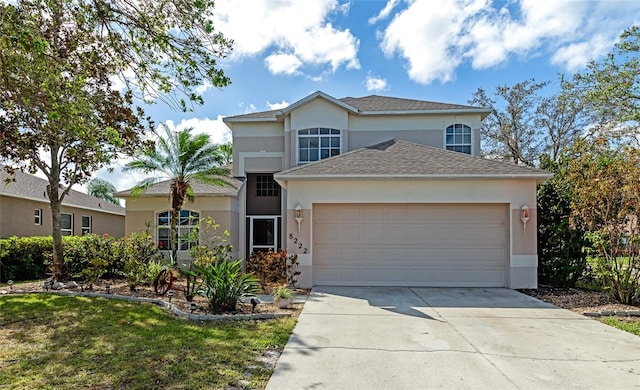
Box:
266 287 640 390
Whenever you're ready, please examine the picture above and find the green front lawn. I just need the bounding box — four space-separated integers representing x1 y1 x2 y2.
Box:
600 317 640 336
0 294 296 389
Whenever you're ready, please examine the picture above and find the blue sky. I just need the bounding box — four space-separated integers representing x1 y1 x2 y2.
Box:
97 0 640 192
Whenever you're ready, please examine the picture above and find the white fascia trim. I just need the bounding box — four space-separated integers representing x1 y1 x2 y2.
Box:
223 116 279 123
358 108 492 116
0 193 126 216
274 173 554 181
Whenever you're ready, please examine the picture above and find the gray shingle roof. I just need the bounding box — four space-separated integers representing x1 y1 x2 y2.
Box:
224 91 489 121
275 139 551 180
339 95 481 112
0 169 125 215
115 176 243 198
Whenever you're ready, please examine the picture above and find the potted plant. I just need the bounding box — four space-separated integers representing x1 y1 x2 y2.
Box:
272 285 293 309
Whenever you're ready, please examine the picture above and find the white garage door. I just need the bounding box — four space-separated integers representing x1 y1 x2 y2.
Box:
313 204 508 287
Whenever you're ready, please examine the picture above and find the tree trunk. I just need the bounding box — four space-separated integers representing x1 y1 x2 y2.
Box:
170 183 185 265
47 182 64 281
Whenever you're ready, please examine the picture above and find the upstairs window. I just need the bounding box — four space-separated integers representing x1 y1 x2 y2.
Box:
298 128 340 164
256 174 280 197
157 210 199 251
445 124 472 154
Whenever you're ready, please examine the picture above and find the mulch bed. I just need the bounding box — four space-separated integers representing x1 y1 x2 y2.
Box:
519 286 640 316
4 277 307 318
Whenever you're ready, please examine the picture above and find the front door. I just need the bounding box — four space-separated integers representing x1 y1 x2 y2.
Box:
248 216 280 254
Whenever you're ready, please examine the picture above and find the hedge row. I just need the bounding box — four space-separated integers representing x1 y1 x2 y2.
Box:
0 234 154 282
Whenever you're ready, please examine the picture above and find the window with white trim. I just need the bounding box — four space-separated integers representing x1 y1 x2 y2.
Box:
157 210 199 251
34 209 42 225
445 124 472 154
81 215 92 235
298 128 340 164
61 213 73 236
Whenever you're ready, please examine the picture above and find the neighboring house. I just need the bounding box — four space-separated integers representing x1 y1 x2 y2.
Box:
0 169 125 238
120 91 552 289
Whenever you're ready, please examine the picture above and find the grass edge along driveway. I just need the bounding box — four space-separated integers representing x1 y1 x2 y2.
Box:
0 294 296 389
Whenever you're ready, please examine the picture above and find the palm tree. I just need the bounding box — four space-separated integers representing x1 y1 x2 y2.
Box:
124 124 230 262
87 178 120 205
219 142 232 165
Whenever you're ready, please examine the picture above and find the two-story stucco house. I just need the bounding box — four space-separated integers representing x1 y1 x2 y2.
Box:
119 91 551 289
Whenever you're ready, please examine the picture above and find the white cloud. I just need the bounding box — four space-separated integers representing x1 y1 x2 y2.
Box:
266 100 289 110
163 116 231 145
379 0 640 85
551 34 613 72
265 54 303 75
365 74 389 92
213 0 360 76
368 0 400 25
194 81 213 95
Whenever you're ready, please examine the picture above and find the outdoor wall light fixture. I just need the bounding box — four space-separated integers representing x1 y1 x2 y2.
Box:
294 203 303 233
521 204 530 232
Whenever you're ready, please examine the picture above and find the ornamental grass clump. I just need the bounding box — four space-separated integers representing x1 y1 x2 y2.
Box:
193 260 260 313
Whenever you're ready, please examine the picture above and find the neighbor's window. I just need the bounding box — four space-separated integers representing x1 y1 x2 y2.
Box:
34 209 42 225
157 210 200 250
445 124 472 154
81 215 92 235
298 128 340 163
256 174 280 197
61 213 73 236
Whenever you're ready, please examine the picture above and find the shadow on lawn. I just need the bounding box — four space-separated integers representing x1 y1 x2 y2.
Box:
0 293 293 388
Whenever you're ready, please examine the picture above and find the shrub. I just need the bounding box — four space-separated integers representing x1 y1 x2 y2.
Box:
63 234 120 281
247 249 301 288
585 233 640 304
0 236 52 282
247 249 287 286
195 260 260 313
144 260 166 286
537 154 589 287
119 232 162 290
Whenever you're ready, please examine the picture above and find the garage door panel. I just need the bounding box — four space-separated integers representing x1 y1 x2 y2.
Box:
313 204 508 287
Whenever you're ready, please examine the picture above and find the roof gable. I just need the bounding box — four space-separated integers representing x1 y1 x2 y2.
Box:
275 139 551 181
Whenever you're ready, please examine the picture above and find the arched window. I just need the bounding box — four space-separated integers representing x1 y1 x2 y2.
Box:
157 210 199 250
298 128 341 164
445 124 472 154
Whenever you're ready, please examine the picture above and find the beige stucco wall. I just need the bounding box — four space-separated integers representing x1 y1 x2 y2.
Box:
0 195 124 238
282 179 539 289
230 123 284 177
348 129 444 150
290 99 349 131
